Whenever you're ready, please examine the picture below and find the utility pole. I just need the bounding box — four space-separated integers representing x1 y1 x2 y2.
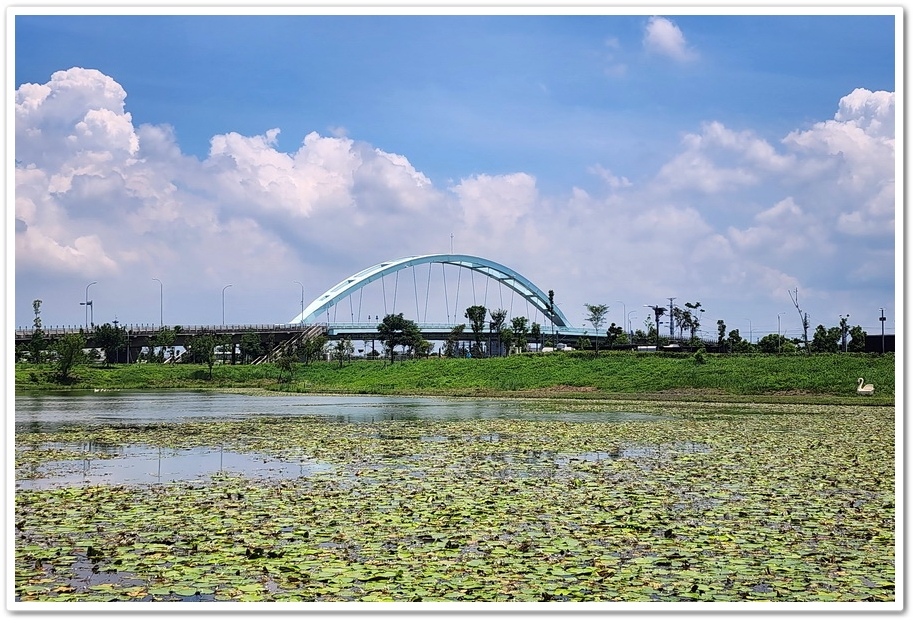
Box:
839 314 850 352
879 308 886 354
667 297 676 339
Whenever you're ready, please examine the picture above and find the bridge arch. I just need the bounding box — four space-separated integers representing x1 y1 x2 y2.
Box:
289 254 571 328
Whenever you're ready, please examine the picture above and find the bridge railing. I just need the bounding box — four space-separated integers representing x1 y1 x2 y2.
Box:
15 323 324 339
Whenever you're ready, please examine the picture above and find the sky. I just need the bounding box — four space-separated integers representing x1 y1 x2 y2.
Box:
10 6 901 343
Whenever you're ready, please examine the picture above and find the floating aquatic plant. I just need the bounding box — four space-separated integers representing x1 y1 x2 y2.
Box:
15 401 895 603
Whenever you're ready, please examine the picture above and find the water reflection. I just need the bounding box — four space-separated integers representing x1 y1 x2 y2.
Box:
15 391 667 490
15 390 665 431
17 441 332 490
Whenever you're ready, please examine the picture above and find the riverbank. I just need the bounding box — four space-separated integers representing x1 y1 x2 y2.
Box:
15 351 895 406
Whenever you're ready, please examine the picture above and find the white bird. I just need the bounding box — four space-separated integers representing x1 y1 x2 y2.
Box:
856 378 875 396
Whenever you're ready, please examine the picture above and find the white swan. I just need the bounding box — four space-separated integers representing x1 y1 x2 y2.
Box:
857 378 875 396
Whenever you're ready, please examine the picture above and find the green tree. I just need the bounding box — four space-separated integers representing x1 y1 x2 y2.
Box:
633 328 648 345
839 316 851 352
29 299 47 364
416 338 433 358
464 305 487 357
499 327 514 357
298 334 328 365
757 333 782 354
444 324 466 358
849 325 867 352
672 306 689 340
489 309 507 356
332 337 354 368
530 322 542 352
188 332 218 379
811 325 842 353
606 322 623 348
510 316 529 353
93 322 127 367
717 320 727 350
240 332 263 364
276 352 296 383
151 326 177 363
684 302 704 340
377 313 421 363
53 331 87 382
222 337 236 365
726 328 751 353
584 303 609 354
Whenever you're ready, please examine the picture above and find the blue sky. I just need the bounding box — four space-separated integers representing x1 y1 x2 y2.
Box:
11 7 900 343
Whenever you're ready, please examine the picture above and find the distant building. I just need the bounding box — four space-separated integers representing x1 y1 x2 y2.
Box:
864 334 895 353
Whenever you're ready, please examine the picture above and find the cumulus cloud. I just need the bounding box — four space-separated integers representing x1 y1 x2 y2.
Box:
588 164 632 189
450 173 539 232
643 16 697 62
656 122 794 194
14 67 894 333
782 89 895 238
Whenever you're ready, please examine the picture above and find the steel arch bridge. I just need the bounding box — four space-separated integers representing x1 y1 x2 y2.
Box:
289 254 572 328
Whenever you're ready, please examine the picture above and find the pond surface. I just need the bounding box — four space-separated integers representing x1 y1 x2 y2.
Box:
15 391 666 490
15 390 662 430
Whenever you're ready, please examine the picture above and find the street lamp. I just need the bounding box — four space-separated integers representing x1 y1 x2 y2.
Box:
294 281 305 324
879 308 887 353
113 318 120 363
743 318 753 344
616 301 626 333
222 284 233 326
81 281 97 329
628 310 638 337
777 312 785 352
644 304 665 349
152 278 163 327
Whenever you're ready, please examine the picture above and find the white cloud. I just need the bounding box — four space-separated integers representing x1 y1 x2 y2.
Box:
588 164 632 189
450 173 539 232
782 89 894 236
656 122 794 193
13 67 894 335
727 197 835 259
643 16 697 62
602 36 628 77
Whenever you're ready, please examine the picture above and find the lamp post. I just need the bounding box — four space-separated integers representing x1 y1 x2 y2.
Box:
744 318 753 344
113 318 120 363
777 312 785 352
645 304 665 349
81 281 97 329
616 301 626 334
628 310 638 338
222 284 233 326
294 281 305 323
152 278 163 328
667 297 676 339
839 314 850 352
879 308 886 353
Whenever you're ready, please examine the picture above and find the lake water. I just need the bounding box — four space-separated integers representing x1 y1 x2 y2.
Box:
15 390 663 429
15 390 668 490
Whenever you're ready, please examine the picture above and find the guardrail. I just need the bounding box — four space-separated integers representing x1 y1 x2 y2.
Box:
15 323 319 339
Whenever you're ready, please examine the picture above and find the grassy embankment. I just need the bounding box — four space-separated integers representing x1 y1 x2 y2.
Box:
15 351 895 405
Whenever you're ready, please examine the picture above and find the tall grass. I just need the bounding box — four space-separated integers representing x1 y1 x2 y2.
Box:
15 351 895 403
